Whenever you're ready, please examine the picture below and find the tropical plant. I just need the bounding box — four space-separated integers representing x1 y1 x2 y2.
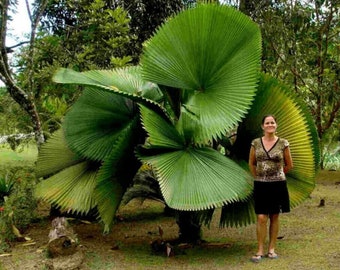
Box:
35 4 319 241
0 166 37 252
0 173 14 204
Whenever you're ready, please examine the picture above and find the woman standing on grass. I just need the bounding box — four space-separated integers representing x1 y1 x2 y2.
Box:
248 114 293 263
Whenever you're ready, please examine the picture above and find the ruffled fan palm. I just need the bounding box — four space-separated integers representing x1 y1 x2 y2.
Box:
35 4 318 233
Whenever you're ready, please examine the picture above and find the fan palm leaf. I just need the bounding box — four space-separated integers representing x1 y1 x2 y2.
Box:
35 130 100 215
137 105 253 210
63 87 143 161
141 4 262 143
53 66 160 98
35 111 143 230
35 129 83 178
53 67 169 120
93 118 143 231
35 161 99 215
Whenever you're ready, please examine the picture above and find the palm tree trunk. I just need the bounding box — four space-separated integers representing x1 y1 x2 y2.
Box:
176 211 202 244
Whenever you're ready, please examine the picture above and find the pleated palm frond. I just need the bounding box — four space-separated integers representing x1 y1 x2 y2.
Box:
35 129 100 215
36 113 143 230
53 67 169 121
93 117 143 232
219 197 256 228
293 95 320 172
217 160 257 227
36 129 83 178
35 161 99 215
53 66 160 97
141 4 262 143
191 160 256 228
136 105 253 210
63 87 144 161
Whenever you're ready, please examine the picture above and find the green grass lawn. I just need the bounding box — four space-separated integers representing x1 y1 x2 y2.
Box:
0 144 37 165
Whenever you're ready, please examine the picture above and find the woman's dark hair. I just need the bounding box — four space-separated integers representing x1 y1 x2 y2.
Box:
261 114 277 125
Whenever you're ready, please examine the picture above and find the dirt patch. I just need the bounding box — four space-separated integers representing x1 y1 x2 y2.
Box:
0 200 181 270
315 169 340 185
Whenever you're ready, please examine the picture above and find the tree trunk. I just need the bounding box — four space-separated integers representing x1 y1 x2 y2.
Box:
176 211 202 244
0 0 47 148
239 0 257 16
7 85 45 148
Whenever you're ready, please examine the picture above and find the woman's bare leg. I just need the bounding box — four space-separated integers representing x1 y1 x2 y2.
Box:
268 213 279 255
256 214 268 255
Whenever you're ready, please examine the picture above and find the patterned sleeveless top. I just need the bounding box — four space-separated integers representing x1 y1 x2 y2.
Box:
251 137 289 182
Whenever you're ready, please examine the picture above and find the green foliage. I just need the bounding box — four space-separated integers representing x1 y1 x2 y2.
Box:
39 0 133 70
0 207 13 252
324 153 340 171
114 0 183 63
0 91 32 135
322 126 340 170
0 87 6 95
74 3 132 68
0 173 15 204
0 165 37 252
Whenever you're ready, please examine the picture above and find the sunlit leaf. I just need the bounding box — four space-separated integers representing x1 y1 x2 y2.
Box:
36 129 83 178
35 161 99 215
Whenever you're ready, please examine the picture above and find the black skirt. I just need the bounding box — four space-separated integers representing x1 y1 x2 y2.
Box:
253 180 290 214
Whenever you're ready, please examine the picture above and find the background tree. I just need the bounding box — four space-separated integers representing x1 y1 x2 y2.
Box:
15 0 133 135
0 0 48 147
40 0 183 65
4 0 183 137
39 0 133 69
113 0 183 63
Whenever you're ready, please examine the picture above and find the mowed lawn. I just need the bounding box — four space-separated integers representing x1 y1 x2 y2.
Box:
0 144 38 165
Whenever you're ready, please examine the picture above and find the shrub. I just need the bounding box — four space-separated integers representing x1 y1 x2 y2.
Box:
0 173 15 204
0 165 38 252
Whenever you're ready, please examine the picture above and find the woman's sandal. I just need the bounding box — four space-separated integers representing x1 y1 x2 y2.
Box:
267 252 278 259
251 254 264 263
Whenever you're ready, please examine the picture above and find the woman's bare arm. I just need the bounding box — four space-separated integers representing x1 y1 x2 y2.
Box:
284 146 293 174
248 146 257 178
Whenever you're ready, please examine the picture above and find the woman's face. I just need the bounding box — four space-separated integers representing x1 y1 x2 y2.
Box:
262 116 277 134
